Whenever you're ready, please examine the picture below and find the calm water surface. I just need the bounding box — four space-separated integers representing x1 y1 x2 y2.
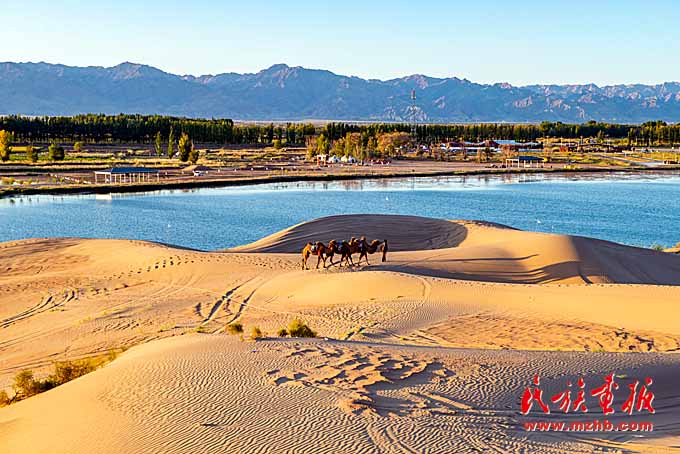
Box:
1 172 679 250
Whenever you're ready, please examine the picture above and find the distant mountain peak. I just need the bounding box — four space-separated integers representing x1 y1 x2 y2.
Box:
400 74 435 89
108 62 169 80
263 63 291 72
1 61 679 122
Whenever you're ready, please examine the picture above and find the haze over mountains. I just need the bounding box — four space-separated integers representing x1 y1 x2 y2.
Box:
1 61 680 123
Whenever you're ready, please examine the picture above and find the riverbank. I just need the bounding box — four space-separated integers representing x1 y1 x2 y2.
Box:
2 163 679 199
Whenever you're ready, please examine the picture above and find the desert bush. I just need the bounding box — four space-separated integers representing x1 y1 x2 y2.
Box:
106 349 120 362
277 328 289 337
13 370 51 399
288 319 316 338
0 390 11 407
250 326 263 340
11 355 117 404
52 360 95 384
226 322 243 334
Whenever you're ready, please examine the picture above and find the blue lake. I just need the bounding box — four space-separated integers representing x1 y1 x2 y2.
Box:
1 172 679 250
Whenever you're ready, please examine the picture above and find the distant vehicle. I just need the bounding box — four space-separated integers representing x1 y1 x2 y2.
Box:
193 170 205 177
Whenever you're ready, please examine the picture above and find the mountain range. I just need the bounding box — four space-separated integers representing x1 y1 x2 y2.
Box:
1 61 680 123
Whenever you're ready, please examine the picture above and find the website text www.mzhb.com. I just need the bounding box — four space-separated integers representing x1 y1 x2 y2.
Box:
524 419 653 432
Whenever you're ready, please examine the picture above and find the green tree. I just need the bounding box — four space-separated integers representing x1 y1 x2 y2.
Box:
331 137 345 156
366 137 378 159
315 134 330 155
305 137 316 160
154 131 163 156
48 143 65 161
178 132 192 162
25 144 37 163
272 138 282 150
377 132 410 158
73 141 84 153
188 142 199 164
344 133 353 158
167 127 175 158
0 130 13 162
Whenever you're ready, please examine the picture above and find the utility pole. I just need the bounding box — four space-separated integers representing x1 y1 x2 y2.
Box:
410 89 418 144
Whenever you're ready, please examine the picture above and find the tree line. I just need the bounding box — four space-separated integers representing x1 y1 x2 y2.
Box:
0 114 316 145
1 114 679 147
321 121 680 146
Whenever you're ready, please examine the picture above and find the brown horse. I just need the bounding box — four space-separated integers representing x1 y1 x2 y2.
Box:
356 237 388 265
301 241 332 270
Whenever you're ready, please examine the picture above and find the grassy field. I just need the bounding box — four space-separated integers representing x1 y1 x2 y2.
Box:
2 142 679 198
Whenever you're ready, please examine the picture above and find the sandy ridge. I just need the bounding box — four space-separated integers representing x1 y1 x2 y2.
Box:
1 214 680 453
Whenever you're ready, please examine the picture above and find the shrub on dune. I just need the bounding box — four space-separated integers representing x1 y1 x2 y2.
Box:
226 322 243 335
251 326 263 340
0 390 9 407
10 354 119 404
52 360 96 384
13 370 50 399
288 319 316 338
277 328 289 337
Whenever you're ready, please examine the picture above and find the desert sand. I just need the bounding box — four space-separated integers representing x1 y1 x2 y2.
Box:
1 214 680 453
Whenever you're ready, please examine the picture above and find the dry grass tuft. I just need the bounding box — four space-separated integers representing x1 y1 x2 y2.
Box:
288 319 316 338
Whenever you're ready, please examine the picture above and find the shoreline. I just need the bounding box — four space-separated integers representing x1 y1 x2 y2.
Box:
1 165 679 199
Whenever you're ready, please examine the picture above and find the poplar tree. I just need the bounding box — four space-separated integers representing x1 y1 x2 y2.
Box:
178 133 191 162
167 127 175 158
188 143 199 164
154 131 163 156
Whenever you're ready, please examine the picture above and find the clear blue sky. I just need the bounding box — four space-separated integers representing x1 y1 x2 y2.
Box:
3 0 679 85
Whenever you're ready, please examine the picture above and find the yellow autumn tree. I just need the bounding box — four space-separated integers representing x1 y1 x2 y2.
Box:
0 130 13 162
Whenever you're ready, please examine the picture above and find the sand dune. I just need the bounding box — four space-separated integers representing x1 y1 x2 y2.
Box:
2 336 680 454
2 215 680 453
383 229 680 285
231 214 487 252
237 214 680 285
